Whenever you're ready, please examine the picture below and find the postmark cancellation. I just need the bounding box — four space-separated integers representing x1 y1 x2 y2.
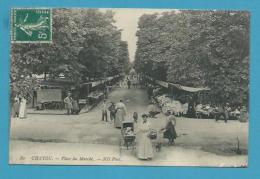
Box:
11 8 52 43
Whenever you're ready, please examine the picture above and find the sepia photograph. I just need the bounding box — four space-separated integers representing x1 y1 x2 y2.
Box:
9 8 249 167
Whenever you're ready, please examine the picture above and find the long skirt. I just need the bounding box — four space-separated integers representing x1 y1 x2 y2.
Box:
114 109 125 128
137 132 154 159
19 101 27 118
163 126 177 141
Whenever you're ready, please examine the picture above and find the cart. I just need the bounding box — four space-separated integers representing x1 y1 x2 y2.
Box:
119 121 136 155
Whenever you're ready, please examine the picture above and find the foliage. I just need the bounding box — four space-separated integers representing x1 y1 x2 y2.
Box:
135 10 249 105
11 9 130 97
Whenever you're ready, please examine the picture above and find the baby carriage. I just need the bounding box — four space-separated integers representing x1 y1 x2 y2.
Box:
119 121 136 154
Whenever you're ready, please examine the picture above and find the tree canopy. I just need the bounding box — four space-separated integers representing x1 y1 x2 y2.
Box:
135 10 249 105
11 9 130 98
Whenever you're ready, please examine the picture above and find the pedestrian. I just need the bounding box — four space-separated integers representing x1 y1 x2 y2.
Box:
101 100 108 122
104 85 109 99
72 98 80 115
114 99 127 128
13 95 20 118
19 96 27 119
216 104 225 122
64 92 73 115
132 77 138 88
161 113 177 145
108 102 116 122
215 103 230 122
127 79 131 89
119 76 124 87
135 114 153 160
224 103 231 123
186 98 196 118
147 85 153 101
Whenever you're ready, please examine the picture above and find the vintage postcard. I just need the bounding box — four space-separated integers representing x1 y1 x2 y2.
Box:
9 8 249 166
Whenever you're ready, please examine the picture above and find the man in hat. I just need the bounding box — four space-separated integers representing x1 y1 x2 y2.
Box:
108 102 116 122
224 103 231 123
64 92 73 115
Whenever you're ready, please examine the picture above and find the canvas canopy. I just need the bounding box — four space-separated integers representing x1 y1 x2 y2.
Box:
144 75 210 92
170 83 210 93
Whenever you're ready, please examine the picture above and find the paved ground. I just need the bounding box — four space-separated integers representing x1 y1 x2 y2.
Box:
9 86 248 167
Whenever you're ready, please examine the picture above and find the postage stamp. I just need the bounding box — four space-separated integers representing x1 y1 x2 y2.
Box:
11 8 52 43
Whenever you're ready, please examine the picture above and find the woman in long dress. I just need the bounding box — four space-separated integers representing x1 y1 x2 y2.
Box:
114 100 127 128
136 114 153 160
19 97 27 119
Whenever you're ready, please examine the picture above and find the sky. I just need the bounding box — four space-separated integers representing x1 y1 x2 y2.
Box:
101 8 177 62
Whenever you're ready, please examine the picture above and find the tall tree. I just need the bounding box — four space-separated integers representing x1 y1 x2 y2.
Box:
135 10 249 105
11 9 130 100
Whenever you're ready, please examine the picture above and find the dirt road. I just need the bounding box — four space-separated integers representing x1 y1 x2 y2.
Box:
9 86 248 166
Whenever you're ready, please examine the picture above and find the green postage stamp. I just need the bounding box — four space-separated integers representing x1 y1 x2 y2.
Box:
11 8 52 43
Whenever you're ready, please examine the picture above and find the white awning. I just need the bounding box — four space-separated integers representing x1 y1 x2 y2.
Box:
170 83 210 92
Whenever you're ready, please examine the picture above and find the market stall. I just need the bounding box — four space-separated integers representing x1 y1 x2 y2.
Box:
85 76 120 110
36 88 63 110
144 76 211 118
33 79 76 110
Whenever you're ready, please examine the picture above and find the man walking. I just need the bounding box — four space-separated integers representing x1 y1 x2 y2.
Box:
108 102 116 122
64 92 73 115
224 103 231 123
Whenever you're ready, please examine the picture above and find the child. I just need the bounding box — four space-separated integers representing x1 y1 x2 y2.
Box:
161 113 177 145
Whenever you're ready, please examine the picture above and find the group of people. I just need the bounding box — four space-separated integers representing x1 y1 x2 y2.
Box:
100 99 127 128
12 94 27 119
64 92 80 115
98 92 178 160
122 76 139 89
195 102 248 122
214 103 248 122
132 111 178 160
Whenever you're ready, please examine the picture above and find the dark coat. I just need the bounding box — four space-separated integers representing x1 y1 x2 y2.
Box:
163 121 177 140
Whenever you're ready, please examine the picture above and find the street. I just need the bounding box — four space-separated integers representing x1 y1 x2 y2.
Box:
9 86 248 166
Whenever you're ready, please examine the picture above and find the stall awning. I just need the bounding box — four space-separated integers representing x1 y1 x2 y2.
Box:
144 75 210 92
170 83 210 92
